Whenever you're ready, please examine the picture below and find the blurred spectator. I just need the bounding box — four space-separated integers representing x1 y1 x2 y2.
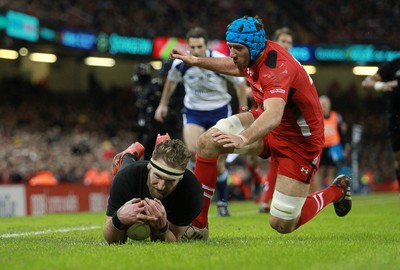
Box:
312 95 350 192
227 165 252 201
132 61 184 160
28 170 58 186
83 167 112 186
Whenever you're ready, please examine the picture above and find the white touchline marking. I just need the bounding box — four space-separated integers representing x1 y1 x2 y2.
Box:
0 225 101 239
0 211 258 239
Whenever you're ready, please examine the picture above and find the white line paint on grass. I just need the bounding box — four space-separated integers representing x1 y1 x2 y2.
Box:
0 210 257 239
0 225 101 239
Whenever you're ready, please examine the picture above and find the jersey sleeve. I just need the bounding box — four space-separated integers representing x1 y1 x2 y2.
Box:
167 59 184 82
106 174 131 216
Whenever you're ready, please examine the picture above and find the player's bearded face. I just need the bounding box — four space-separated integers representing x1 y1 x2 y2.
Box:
227 42 250 68
147 169 180 200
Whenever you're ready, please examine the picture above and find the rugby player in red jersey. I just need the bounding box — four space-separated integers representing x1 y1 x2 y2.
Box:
170 16 352 239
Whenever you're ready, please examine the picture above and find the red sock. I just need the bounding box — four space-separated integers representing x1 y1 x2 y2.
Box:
296 184 343 228
192 154 218 228
260 159 278 204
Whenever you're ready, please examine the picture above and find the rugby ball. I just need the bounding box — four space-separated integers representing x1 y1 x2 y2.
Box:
126 223 151 241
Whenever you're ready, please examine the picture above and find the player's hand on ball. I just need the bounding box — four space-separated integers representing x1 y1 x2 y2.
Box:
142 198 168 231
117 198 147 225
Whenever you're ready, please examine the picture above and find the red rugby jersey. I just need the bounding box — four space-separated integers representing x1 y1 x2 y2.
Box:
243 41 324 141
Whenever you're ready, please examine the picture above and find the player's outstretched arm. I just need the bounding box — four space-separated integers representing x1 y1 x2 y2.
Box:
103 216 128 244
169 47 244 77
362 73 397 92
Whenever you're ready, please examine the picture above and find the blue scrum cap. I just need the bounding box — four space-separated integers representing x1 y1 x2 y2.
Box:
226 16 266 63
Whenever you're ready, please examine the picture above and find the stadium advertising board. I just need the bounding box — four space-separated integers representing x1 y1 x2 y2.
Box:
2 10 400 62
152 37 230 59
108 33 153 55
5 10 39 42
315 44 400 63
0 184 110 217
25 184 110 215
290 45 314 62
61 29 98 51
0 185 26 217
152 37 187 59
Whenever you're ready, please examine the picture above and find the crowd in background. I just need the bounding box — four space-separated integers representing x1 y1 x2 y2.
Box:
0 75 396 190
277 0 400 47
1 0 399 48
0 0 398 192
0 76 136 184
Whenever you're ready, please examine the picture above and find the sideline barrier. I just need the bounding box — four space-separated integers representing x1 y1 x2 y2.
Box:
0 184 110 217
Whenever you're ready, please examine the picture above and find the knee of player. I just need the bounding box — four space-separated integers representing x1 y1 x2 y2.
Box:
269 190 306 234
186 145 197 156
269 217 296 234
196 131 218 156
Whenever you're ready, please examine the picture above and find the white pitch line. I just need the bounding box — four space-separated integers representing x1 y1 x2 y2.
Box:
0 210 257 239
0 225 101 239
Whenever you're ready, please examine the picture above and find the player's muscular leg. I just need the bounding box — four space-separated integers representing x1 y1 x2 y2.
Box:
197 128 231 157
269 175 310 234
217 154 227 174
183 124 205 156
312 166 325 192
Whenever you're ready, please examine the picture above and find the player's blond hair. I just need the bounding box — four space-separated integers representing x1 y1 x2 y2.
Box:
152 139 191 171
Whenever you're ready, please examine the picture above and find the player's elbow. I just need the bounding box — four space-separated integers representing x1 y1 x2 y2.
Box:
103 234 127 245
103 221 127 245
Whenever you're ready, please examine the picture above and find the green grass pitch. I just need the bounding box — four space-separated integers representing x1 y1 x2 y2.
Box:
1 193 399 270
